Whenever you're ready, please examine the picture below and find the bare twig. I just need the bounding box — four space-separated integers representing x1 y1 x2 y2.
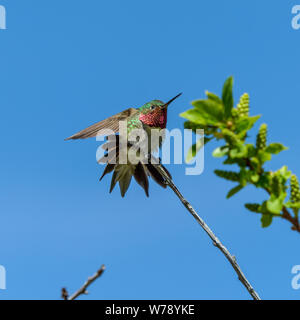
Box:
282 207 300 232
61 287 69 300
62 265 106 300
156 165 261 300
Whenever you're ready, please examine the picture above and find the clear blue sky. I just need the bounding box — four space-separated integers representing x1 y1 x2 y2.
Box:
1 0 300 300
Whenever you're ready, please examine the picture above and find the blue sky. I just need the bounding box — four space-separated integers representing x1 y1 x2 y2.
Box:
1 0 300 300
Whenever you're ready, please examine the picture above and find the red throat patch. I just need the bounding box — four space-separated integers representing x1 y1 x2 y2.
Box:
139 108 167 129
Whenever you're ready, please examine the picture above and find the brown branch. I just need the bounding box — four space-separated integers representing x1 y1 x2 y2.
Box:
62 265 106 300
61 287 69 300
282 207 300 232
155 164 261 300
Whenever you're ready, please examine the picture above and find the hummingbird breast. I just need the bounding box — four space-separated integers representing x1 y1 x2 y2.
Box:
143 124 166 153
138 108 168 153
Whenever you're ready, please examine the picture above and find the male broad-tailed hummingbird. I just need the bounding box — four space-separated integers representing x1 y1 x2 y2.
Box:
65 93 182 197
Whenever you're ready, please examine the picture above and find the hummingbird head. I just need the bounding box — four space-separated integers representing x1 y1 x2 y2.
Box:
139 93 182 129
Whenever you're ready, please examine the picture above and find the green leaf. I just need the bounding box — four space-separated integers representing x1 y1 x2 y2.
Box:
229 144 248 158
206 91 222 104
278 166 291 181
245 203 261 213
266 198 282 214
191 99 224 122
246 144 256 157
226 184 243 199
221 129 248 158
285 201 300 209
265 143 288 154
204 137 213 145
261 214 273 228
235 115 261 136
186 138 204 163
250 173 260 183
184 121 203 131
266 193 286 214
257 150 272 163
222 76 234 118
255 173 271 189
239 169 251 186
214 169 240 182
212 146 229 158
223 157 236 164
180 109 208 125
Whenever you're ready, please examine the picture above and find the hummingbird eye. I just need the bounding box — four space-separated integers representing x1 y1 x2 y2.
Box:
150 105 155 110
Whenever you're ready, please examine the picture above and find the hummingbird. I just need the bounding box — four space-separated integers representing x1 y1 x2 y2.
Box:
65 93 182 197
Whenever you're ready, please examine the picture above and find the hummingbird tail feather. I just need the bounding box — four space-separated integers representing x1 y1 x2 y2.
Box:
109 170 118 193
119 167 134 197
99 134 172 197
102 161 172 197
99 163 115 181
133 163 149 197
108 164 135 197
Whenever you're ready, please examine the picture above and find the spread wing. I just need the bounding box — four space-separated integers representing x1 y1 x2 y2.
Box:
65 108 139 141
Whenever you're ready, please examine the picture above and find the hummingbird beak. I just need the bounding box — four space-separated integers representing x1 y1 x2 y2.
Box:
161 92 182 109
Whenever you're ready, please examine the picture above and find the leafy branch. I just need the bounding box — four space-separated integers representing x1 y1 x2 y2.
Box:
181 77 300 232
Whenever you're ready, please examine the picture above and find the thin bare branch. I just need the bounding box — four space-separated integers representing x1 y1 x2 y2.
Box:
156 164 261 300
282 207 300 232
61 287 69 300
63 264 106 300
